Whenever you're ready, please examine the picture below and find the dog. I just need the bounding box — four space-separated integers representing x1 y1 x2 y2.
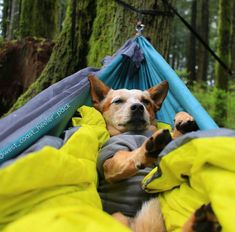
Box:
88 74 215 232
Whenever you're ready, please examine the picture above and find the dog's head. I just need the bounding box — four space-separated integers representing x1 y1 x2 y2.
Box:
88 75 169 136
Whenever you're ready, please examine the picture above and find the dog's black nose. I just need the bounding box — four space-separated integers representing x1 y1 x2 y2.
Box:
131 104 144 113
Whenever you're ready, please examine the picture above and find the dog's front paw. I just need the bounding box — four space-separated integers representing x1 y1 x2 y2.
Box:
173 112 199 138
175 119 199 134
145 129 172 158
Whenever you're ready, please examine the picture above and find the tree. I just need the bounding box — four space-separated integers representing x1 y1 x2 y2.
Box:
1 0 62 40
197 0 209 84
0 0 66 116
168 1 192 73
214 0 233 126
8 0 175 113
88 0 175 66
231 0 235 74
186 0 197 85
215 0 232 90
19 0 60 39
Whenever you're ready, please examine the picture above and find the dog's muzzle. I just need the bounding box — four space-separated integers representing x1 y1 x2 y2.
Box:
126 103 147 130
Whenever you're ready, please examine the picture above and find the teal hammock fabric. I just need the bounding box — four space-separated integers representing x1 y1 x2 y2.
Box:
0 36 218 164
98 36 218 129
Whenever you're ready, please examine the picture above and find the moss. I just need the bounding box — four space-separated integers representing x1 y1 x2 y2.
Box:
19 0 60 39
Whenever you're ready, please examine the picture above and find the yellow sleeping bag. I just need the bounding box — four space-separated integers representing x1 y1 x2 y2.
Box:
1 105 234 232
143 135 235 232
0 106 130 232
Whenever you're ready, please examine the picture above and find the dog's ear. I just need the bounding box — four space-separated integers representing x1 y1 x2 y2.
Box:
147 81 169 111
88 74 110 110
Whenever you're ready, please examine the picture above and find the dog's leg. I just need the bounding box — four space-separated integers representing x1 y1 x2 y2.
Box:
103 129 172 183
173 112 199 139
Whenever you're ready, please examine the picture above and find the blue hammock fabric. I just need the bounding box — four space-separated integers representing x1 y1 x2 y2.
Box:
0 36 218 164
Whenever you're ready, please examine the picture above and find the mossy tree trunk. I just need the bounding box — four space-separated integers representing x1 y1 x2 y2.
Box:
215 0 232 90
19 0 60 39
87 0 175 67
8 0 175 114
8 0 96 113
214 0 233 126
1 0 63 40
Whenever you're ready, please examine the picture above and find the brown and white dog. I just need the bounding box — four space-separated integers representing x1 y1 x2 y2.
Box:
88 74 203 232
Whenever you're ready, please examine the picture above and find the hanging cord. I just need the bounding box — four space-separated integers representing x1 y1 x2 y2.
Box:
115 0 173 37
115 0 173 17
163 0 233 76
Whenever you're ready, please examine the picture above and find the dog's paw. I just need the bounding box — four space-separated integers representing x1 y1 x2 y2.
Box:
192 204 221 232
174 112 199 134
145 129 172 158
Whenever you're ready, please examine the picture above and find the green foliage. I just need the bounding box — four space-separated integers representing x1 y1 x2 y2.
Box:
175 69 190 83
191 84 235 129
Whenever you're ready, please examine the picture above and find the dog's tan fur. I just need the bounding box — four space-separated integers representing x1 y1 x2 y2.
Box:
103 129 165 182
88 74 196 232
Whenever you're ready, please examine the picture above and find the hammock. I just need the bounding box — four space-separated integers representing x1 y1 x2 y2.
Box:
0 36 218 165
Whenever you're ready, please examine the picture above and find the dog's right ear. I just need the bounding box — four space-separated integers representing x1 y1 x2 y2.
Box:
147 81 169 111
88 74 110 110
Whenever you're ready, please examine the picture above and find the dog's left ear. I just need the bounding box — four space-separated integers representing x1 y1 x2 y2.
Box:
147 81 169 110
88 74 110 110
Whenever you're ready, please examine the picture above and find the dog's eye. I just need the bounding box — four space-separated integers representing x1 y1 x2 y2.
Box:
112 98 124 104
142 99 150 106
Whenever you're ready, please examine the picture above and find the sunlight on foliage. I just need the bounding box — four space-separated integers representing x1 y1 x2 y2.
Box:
190 84 235 129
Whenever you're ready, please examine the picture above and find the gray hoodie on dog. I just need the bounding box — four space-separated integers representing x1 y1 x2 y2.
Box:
97 130 157 217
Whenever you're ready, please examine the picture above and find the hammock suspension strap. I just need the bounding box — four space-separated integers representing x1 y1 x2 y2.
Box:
115 0 234 76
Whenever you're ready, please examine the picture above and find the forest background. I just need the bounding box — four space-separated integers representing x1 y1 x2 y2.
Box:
0 0 234 129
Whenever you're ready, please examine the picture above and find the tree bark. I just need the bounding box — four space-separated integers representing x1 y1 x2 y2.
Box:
0 38 54 116
186 0 197 86
7 0 175 113
214 0 233 126
215 0 232 90
197 0 209 84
